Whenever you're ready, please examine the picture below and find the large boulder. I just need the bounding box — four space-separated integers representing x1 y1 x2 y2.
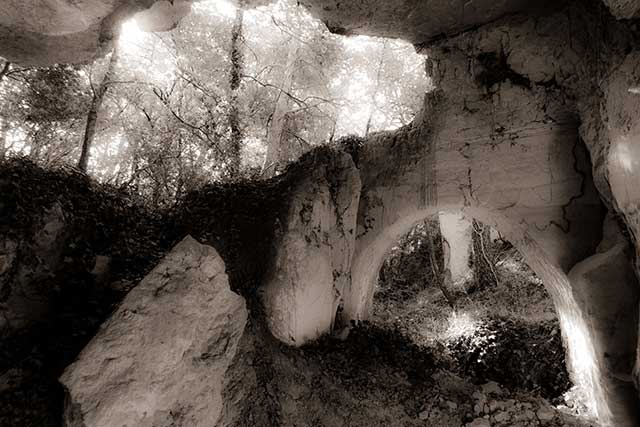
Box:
262 151 360 346
60 236 247 427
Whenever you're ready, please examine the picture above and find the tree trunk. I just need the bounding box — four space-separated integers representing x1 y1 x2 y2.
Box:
470 219 498 291
228 8 244 178
0 120 6 160
262 45 298 177
0 61 10 81
364 40 387 137
78 45 119 172
0 61 10 159
424 218 456 310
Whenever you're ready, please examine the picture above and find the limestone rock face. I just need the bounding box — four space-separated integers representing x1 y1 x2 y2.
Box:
600 52 640 248
295 0 559 43
262 151 360 346
567 218 640 427
60 236 247 427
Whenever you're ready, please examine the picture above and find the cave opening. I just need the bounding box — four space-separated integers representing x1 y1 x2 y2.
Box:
3 0 640 426
359 213 600 426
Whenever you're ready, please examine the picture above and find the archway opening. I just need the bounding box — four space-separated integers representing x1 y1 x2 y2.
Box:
366 213 597 426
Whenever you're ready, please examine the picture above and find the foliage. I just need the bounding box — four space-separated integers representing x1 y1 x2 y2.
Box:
0 0 429 207
446 316 570 400
0 157 171 427
376 218 443 304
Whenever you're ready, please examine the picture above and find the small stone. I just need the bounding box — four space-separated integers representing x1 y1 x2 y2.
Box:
107 279 133 293
419 410 429 420
466 417 491 427
489 400 504 413
446 401 458 411
536 406 555 421
0 368 25 393
494 411 509 423
481 381 502 395
472 391 486 401
474 403 484 415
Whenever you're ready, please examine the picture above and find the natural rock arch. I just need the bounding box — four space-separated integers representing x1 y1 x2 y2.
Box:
347 203 629 425
343 79 604 321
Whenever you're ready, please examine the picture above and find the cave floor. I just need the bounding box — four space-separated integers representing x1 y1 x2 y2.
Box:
268 249 598 427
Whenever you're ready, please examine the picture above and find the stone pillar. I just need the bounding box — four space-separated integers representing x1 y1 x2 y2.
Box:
438 212 473 289
568 217 640 427
262 151 361 346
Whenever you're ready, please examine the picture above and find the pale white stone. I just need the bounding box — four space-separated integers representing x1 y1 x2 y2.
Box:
60 236 247 427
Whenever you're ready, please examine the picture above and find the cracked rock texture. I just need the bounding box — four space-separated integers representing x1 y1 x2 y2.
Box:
60 236 247 427
600 52 640 254
262 151 360 345
568 215 640 427
295 0 562 44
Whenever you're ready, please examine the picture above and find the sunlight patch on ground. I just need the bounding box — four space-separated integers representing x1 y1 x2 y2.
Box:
442 311 480 341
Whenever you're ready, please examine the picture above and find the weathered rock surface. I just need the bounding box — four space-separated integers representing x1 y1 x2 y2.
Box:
262 151 360 345
60 236 247 427
568 218 640 427
599 52 640 253
297 0 564 43
0 0 198 65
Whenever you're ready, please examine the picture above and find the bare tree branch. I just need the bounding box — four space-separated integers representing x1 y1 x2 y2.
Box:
241 74 307 107
0 61 10 80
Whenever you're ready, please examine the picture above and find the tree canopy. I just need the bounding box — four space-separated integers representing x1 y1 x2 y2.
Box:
0 0 429 206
